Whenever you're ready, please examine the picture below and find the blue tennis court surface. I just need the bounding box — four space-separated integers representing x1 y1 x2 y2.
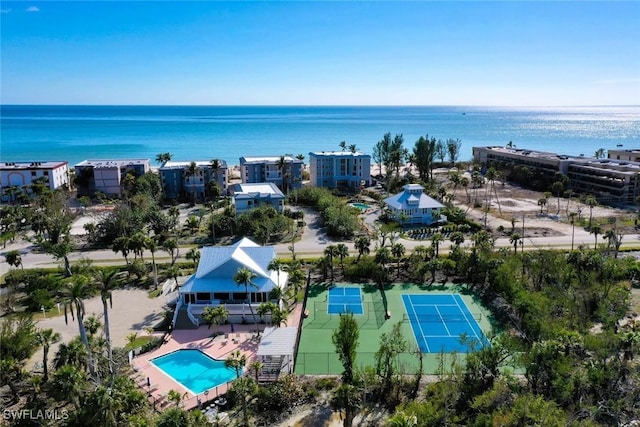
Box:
328 287 363 315
402 294 488 353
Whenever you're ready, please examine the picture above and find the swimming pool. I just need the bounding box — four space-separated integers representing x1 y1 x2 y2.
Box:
349 202 370 210
151 349 237 394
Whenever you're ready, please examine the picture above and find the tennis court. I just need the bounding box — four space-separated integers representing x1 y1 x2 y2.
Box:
402 294 488 353
328 286 364 315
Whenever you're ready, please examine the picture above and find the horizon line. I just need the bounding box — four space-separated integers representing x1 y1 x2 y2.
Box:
2 103 639 108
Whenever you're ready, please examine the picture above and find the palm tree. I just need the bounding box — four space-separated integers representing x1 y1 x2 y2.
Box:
55 338 88 369
184 216 200 234
390 242 405 277
551 181 564 215
112 236 131 266
129 231 147 261
354 236 371 262
225 350 250 426
202 305 228 336
186 247 201 268
485 167 502 215
145 237 159 289
93 268 125 373
257 302 277 326
61 276 98 382
165 265 181 288
537 197 547 215
162 238 179 266
210 158 222 185
509 232 521 254
267 257 285 289
250 360 264 383
52 365 88 410
324 245 339 283
335 243 349 274
590 224 602 249
569 212 577 251
233 267 259 334
271 307 288 327
585 195 597 229
185 161 199 203
277 155 288 194
430 232 444 257
4 249 23 269
36 328 60 382
155 152 172 167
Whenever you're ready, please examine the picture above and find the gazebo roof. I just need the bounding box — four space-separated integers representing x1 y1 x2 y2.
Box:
256 327 298 357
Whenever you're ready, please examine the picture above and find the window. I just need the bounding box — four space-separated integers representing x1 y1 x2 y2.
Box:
31 171 36 177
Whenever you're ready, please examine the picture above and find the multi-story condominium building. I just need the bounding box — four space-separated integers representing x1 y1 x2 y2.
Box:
239 156 303 192
473 146 640 205
231 182 285 214
1 161 69 201
159 160 228 201
567 158 640 205
608 149 640 162
74 159 150 197
472 146 574 174
308 150 371 189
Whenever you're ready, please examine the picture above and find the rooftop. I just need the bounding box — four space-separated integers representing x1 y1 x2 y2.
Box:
75 159 150 168
309 150 369 157
161 160 228 169
1 161 68 169
240 156 301 164
233 182 285 197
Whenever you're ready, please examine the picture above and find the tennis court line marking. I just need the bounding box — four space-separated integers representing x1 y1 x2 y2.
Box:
434 305 452 336
405 295 430 353
453 295 481 342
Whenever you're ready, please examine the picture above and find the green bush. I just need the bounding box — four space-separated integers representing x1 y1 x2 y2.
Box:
345 258 381 281
28 288 54 312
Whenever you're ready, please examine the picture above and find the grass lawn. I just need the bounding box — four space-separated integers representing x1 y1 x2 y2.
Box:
295 282 495 375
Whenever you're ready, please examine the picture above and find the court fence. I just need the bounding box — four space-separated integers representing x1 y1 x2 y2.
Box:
306 299 386 330
295 350 441 376
401 312 483 323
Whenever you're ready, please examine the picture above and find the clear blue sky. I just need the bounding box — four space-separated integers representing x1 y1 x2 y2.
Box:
1 1 639 106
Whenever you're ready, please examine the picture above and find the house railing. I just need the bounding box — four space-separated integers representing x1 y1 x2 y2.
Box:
186 305 200 328
171 298 183 328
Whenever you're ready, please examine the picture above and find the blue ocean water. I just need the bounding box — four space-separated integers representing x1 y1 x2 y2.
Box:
1 105 639 167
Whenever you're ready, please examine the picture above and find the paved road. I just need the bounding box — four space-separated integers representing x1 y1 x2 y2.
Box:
2 207 638 276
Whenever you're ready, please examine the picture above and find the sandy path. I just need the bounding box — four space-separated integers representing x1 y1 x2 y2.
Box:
29 288 168 368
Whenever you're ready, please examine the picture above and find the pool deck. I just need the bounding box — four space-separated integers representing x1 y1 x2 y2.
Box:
132 303 303 411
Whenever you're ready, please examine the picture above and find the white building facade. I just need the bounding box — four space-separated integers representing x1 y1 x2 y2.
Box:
1 161 69 201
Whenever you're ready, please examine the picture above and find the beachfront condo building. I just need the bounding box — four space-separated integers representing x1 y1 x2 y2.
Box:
159 160 228 201
473 146 640 205
1 161 69 202
608 149 640 162
74 159 150 197
383 183 446 225
239 156 304 193
230 182 285 214
308 150 371 189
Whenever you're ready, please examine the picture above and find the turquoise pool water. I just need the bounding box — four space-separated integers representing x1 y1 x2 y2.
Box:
151 349 237 394
350 202 370 210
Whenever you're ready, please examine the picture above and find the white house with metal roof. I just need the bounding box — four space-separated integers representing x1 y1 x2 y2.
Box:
383 183 446 225
231 182 285 214
174 238 288 328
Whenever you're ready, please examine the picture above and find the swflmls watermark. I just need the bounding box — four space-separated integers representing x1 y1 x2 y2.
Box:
3 409 69 421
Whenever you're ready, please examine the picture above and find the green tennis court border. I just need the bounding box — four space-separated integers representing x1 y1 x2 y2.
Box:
295 282 494 375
